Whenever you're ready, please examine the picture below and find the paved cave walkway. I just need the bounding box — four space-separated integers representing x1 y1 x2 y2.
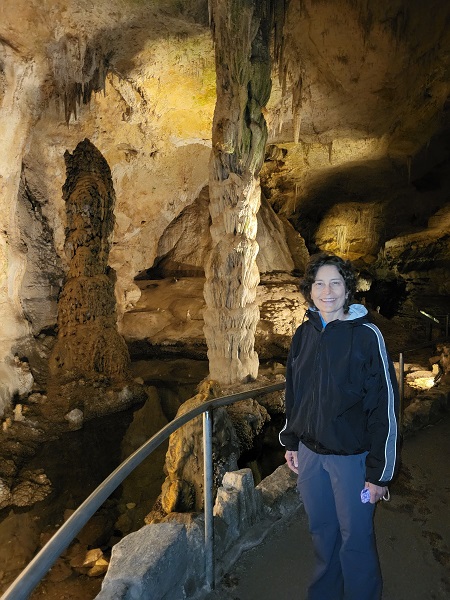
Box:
204 413 450 600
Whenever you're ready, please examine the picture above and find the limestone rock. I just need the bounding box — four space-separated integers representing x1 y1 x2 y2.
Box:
150 189 301 278
121 274 306 362
0 0 449 414
64 408 84 430
315 201 385 261
88 558 109 578
436 344 450 375
95 523 190 600
257 463 299 519
0 478 12 510
17 173 65 337
402 386 450 434
0 357 34 419
11 469 52 507
0 511 41 574
226 399 270 453
96 462 300 600
70 547 109 577
214 469 264 552
82 548 104 568
382 204 450 302
160 380 239 514
255 387 286 415
46 139 144 422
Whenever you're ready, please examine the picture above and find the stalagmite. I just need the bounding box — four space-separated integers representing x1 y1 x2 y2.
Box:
46 139 144 423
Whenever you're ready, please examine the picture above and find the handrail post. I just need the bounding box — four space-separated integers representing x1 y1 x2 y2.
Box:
203 409 214 591
398 352 404 433
446 314 449 338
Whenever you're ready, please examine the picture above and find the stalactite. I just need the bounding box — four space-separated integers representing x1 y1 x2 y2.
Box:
50 34 112 123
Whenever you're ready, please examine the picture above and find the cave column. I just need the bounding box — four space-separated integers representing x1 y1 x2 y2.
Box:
204 0 272 384
0 45 43 412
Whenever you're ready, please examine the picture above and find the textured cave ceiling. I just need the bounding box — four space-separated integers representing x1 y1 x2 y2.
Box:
4 1 450 161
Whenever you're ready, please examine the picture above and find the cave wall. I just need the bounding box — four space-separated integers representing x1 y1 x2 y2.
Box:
1 0 450 411
0 1 215 413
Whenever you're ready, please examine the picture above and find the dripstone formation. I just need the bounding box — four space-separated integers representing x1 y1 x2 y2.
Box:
46 139 144 424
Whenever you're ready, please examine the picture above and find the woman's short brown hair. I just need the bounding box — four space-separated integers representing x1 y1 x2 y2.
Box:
300 252 356 313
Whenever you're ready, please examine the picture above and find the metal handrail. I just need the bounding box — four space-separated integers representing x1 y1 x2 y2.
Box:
0 381 285 600
418 310 449 339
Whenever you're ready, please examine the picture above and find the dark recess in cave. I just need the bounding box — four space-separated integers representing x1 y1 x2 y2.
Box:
360 278 408 319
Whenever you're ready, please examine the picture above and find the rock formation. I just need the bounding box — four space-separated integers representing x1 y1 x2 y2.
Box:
0 1 449 415
46 139 144 423
203 0 274 384
153 380 240 516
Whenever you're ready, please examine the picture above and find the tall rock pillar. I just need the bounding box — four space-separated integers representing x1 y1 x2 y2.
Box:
204 0 272 384
47 139 144 423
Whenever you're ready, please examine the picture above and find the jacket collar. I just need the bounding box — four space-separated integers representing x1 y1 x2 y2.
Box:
307 303 368 328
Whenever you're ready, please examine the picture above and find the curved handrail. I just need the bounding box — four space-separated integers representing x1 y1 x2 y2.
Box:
0 381 285 600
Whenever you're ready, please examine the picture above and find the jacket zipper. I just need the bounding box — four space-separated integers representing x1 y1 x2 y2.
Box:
305 326 324 437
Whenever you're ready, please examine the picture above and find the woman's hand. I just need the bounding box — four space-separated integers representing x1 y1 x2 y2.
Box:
365 482 388 504
285 450 299 474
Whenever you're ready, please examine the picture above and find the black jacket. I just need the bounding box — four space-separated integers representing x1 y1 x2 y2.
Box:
279 304 399 486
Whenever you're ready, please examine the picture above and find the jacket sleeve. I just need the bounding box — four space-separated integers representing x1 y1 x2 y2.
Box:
362 324 400 486
279 333 301 451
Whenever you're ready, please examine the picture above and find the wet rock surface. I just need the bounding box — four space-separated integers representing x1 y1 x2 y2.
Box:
0 386 170 599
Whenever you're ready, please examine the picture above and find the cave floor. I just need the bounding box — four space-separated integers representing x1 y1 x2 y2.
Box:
203 412 450 600
0 340 446 599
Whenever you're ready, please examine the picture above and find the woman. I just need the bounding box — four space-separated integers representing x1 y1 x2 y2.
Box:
280 252 399 600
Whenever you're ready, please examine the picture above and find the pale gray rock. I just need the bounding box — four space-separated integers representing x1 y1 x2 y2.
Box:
257 463 299 519
96 523 190 600
64 408 84 429
96 465 300 600
214 469 264 551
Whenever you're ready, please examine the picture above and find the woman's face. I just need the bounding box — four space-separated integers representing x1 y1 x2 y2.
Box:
310 264 347 323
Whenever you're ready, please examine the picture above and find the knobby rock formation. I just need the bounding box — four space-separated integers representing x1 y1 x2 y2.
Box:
204 0 273 384
46 139 144 424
